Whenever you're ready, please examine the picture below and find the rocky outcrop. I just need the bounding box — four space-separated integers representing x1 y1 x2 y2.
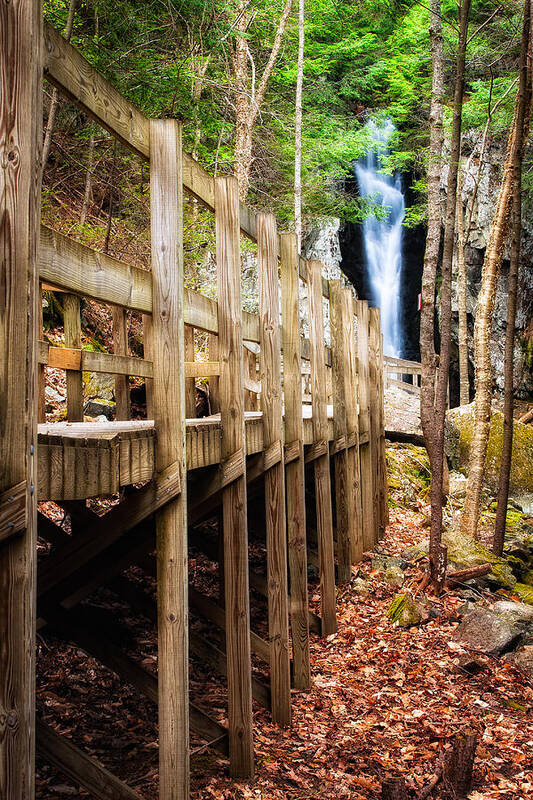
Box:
446 402 533 499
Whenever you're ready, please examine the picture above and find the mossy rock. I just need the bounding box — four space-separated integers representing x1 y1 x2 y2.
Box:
387 592 422 627
514 583 533 605
442 529 517 590
446 403 533 495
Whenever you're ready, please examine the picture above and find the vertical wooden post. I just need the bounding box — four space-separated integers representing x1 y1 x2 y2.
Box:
344 289 363 563
208 333 220 413
257 214 291 726
113 306 130 420
369 308 380 543
280 233 310 691
354 300 374 551
0 1 42 796
307 260 336 635
150 119 189 800
64 294 84 421
143 313 153 418
376 320 389 536
184 326 196 417
38 284 46 423
329 281 356 582
215 175 254 777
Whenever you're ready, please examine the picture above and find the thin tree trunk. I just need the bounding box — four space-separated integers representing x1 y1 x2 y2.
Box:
493 0 532 555
42 0 80 167
420 0 444 475
456 166 470 405
424 0 471 589
294 0 304 252
233 0 293 201
463 0 532 540
79 134 95 228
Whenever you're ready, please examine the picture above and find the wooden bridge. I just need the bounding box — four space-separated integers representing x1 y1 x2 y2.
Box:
1 6 387 800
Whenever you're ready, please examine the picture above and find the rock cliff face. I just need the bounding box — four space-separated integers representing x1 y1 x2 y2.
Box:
442 130 533 401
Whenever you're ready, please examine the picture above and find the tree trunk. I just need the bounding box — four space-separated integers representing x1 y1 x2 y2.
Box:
493 0 532 556
294 0 305 251
443 731 478 799
456 167 470 405
381 777 408 800
42 0 80 167
462 0 532 540
423 0 471 589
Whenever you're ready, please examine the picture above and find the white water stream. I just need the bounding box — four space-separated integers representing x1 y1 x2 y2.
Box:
355 120 405 357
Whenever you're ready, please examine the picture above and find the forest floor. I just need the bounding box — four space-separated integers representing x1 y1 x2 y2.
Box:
36 446 533 800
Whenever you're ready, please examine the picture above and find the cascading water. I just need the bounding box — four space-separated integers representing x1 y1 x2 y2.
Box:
355 120 405 357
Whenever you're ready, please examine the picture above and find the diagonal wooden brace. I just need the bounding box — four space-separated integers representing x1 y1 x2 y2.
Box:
0 480 27 543
263 439 283 472
219 448 245 489
304 439 328 464
283 439 302 465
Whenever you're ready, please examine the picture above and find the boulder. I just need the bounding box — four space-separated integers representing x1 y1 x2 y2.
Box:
371 555 406 586
84 400 115 420
504 645 533 677
492 600 533 624
446 403 533 496
453 609 521 655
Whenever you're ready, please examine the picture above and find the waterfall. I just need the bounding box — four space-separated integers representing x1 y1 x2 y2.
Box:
355 120 405 357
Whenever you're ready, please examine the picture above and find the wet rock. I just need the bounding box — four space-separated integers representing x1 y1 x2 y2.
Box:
453 609 521 655
387 592 423 627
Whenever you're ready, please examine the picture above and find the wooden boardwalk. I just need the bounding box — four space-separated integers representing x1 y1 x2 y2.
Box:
1 7 387 800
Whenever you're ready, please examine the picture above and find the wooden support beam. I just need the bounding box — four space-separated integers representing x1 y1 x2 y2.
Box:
344 289 364 563
113 306 130 420
307 260 337 635
375 317 389 535
329 281 355 583
215 175 254 777
63 294 83 421
0 1 41 795
36 720 143 800
150 119 189 800
208 334 220 413
258 214 291 726
142 313 154 417
368 308 380 544
354 300 374 551
184 326 196 418
280 233 310 691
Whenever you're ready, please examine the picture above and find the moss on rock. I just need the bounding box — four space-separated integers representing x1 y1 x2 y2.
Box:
446 404 533 495
387 592 422 627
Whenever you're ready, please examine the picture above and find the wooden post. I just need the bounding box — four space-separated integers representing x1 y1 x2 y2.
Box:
184 325 196 417
280 233 310 691
368 308 380 543
150 119 189 800
215 175 254 777
354 300 374 551
307 260 336 635
329 280 356 583
344 289 364 563
64 294 84 421
143 313 153 418
0 1 42 796
376 324 389 536
381 777 409 800
443 731 478 799
38 285 46 423
113 306 130 420
258 214 291 726
208 332 220 413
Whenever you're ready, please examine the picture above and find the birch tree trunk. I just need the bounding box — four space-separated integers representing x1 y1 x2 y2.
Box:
294 0 305 252
456 166 470 405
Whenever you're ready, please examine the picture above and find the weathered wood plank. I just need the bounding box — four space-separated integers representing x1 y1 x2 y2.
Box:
215 175 254 777
64 294 83 421
36 720 142 800
150 119 189 800
368 308 380 544
258 214 291 726
344 289 363 563
185 326 196 418
329 281 355 583
113 306 130 420
354 300 374 551
0 1 41 795
280 233 310 691
208 333 220 413
307 260 337 635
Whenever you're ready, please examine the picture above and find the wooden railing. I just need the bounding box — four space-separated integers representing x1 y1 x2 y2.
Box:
1 10 388 800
